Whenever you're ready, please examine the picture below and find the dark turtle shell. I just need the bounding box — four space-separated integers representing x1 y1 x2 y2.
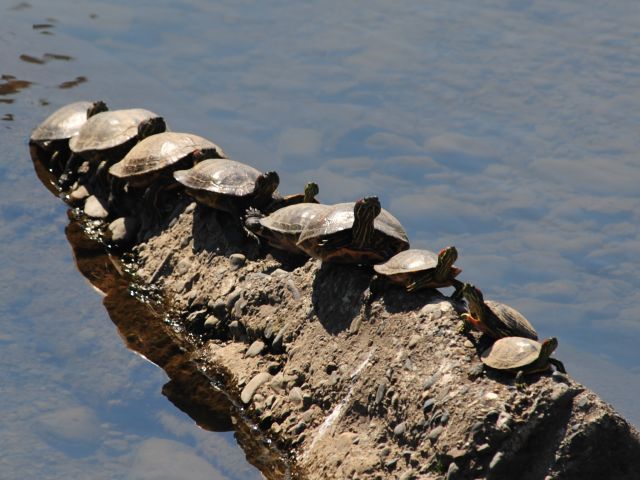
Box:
69 108 161 154
297 200 409 263
30 101 106 144
109 132 226 184
246 203 331 253
173 158 279 214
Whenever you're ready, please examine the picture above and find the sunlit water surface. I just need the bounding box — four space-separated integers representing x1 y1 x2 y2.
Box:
1 0 639 477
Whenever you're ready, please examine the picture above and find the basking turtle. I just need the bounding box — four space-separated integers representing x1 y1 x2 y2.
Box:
173 158 279 217
481 336 566 378
109 132 226 189
245 196 331 254
68 108 166 201
69 108 166 161
296 196 409 264
461 283 538 340
373 246 463 296
29 100 108 175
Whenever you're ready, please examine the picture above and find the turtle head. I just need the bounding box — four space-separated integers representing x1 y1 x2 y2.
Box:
192 147 224 163
352 196 381 249
254 171 280 203
540 337 559 359
461 283 484 311
435 245 459 279
303 182 319 203
244 207 265 235
87 101 108 118
137 116 167 141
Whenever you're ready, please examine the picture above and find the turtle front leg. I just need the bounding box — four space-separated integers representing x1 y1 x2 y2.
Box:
549 358 567 374
450 279 464 301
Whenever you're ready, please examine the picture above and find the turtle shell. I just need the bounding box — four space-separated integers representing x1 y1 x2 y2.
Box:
173 158 262 196
298 202 408 245
109 132 226 179
69 108 160 153
485 300 538 340
30 101 99 143
481 337 544 371
248 203 331 254
261 203 331 235
374 249 439 275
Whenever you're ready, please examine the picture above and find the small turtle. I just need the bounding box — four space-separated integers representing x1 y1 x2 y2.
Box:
461 283 538 340
29 100 108 175
481 336 566 379
373 246 463 295
245 195 331 254
296 196 409 264
173 158 279 217
265 181 320 213
109 132 226 189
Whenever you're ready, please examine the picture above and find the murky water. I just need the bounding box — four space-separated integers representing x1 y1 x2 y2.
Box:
2 0 640 477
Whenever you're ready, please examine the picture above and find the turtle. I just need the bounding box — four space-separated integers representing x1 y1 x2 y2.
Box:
173 158 279 217
69 108 166 161
264 180 320 213
245 192 330 254
109 132 226 189
461 283 538 340
67 108 166 203
108 132 227 226
29 100 108 175
296 196 410 264
373 246 463 296
480 336 566 381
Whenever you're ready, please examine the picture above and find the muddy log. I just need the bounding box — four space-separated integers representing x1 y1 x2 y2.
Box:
115 198 640 480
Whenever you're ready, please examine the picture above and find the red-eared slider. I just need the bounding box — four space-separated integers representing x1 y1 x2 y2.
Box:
296 196 409 264
29 100 107 176
69 108 166 161
30 100 107 148
481 336 566 376
373 246 463 295
173 158 279 216
245 192 330 254
461 283 538 340
109 132 226 188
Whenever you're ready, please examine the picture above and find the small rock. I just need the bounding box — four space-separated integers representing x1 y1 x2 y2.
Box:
107 216 139 243
393 422 406 437
422 398 436 414
174 258 192 276
184 202 197 214
272 327 286 352
477 443 491 454
440 410 450 425
69 185 89 202
496 411 512 429
576 396 589 410
271 268 288 277
408 334 420 349
241 372 272 404
245 340 266 358
428 426 444 441
286 279 300 300
468 363 484 379
489 451 504 470
463 339 474 349
446 462 460 480
203 315 219 329
226 290 242 310
229 253 246 269
398 469 415 480
289 387 304 408
552 371 569 383
84 195 109 219
292 421 306 434
375 382 387 404
423 374 440 390
384 457 398 469
228 320 244 339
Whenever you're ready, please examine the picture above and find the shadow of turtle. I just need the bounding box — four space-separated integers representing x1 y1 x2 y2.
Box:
191 204 259 258
311 262 372 335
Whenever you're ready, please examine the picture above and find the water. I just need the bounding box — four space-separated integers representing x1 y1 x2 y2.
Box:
2 0 639 476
